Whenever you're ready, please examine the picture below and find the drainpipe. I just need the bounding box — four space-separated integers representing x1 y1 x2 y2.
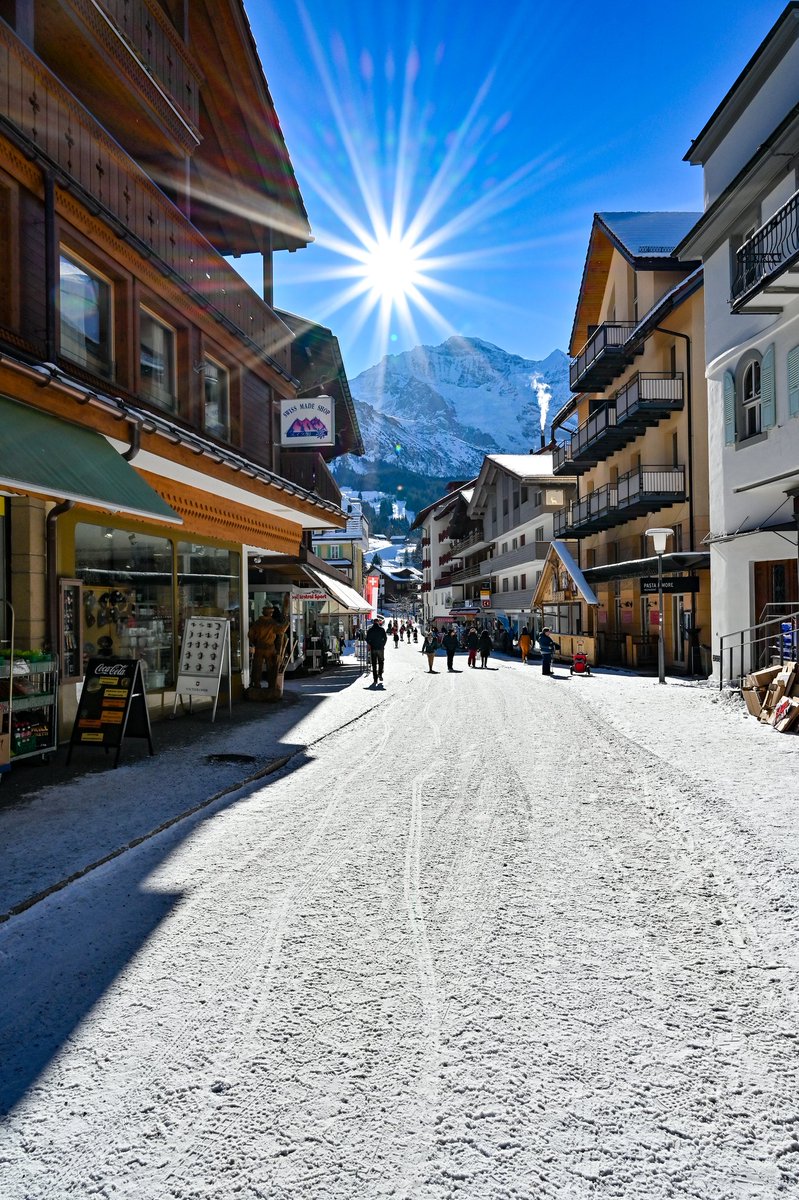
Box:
46 500 73 655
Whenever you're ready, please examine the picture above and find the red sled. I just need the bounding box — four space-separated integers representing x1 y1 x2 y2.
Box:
570 650 591 676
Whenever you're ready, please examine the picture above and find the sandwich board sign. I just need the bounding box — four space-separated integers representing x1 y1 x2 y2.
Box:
171 618 232 722
67 658 154 768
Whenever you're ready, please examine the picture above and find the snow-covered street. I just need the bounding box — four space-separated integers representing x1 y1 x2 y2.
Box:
1 643 799 1199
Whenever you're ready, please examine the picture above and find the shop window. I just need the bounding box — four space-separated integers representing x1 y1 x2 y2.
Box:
59 252 112 378
74 524 173 688
140 308 176 411
178 543 241 669
203 357 230 439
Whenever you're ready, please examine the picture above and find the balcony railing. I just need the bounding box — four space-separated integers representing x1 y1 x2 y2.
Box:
482 540 550 573
449 564 486 584
570 404 627 465
732 190 799 309
96 0 201 132
280 452 341 507
553 438 586 476
570 322 636 392
614 372 684 426
0 25 293 376
615 464 685 515
554 464 685 536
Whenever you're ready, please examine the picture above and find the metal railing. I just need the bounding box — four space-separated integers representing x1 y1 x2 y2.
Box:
570 322 636 389
732 189 799 305
572 404 617 457
718 608 799 689
614 372 684 424
616 464 685 509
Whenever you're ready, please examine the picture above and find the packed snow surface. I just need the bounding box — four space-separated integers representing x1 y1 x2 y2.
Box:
1 650 798 1199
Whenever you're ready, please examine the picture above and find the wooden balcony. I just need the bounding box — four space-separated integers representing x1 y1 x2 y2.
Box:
570 322 636 392
732 190 799 313
0 24 293 377
280 452 342 507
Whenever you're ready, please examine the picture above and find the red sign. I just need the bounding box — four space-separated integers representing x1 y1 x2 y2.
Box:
364 574 380 620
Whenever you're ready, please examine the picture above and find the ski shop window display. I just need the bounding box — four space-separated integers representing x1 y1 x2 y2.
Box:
177 544 241 670
74 524 174 688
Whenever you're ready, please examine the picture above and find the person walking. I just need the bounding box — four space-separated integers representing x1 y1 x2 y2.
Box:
538 626 560 676
442 627 460 672
478 627 492 669
399 622 406 642
466 625 479 668
518 625 532 664
392 623 400 649
421 629 439 673
365 616 387 685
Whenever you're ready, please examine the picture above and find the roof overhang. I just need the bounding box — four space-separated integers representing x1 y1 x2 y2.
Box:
583 551 710 584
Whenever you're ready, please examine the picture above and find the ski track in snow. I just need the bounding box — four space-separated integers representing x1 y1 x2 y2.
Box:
1 650 799 1199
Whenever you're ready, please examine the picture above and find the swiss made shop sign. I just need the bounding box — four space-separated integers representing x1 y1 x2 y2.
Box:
280 396 335 448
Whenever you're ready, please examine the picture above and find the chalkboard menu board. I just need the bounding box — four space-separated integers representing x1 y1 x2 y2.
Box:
67 658 154 768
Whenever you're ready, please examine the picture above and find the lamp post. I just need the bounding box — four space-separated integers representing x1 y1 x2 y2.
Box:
646 527 673 684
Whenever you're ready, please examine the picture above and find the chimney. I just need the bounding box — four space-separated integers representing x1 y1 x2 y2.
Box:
540 431 546 451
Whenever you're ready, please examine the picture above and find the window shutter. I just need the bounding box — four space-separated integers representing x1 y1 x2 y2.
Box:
788 345 799 417
723 370 736 445
761 343 776 428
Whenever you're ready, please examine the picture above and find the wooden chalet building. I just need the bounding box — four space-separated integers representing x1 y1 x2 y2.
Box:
0 0 358 745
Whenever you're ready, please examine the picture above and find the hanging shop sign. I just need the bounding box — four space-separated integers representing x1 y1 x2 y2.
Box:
67 658 153 768
639 576 700 594
480 588 491 609
292 586 329 603
280 395 335 447
172 618 232 722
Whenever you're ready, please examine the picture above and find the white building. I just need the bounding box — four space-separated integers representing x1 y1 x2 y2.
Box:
677 4 799 680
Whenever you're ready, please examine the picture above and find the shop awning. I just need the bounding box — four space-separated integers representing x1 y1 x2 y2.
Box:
303 565 371 614
0 396 181 523
583 551 710 584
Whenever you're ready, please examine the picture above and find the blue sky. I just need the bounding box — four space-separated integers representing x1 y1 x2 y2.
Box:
238 1 786 379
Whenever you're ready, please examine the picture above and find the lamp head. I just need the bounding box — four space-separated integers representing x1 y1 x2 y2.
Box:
646 527 673 556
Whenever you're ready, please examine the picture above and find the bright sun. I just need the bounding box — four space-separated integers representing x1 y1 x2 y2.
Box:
361 234 423 302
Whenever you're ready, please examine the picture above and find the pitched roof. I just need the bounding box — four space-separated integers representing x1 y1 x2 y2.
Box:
596 212 702 262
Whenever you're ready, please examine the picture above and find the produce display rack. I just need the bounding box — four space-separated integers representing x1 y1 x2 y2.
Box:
0 603 59 771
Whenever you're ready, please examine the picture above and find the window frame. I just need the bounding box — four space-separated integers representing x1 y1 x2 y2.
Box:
58 248 114 379
139 305 177 413
202 354 231 440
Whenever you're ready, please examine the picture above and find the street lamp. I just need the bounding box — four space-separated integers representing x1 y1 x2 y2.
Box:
646 527 673 684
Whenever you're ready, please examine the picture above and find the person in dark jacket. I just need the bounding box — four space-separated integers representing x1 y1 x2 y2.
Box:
421 629 439 673
365 617 388 684
478 628 492 668
442 628 460 672
466 626 480 668
538 627 560 676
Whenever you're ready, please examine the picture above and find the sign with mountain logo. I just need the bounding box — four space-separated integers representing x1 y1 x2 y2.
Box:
67 658 154 768
280 396 334 447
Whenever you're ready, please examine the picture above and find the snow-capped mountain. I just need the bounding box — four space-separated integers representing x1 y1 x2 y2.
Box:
335 337 570 481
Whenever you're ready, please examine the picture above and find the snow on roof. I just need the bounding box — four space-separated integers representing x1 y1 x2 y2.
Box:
597 212 702 260
487 453 555 480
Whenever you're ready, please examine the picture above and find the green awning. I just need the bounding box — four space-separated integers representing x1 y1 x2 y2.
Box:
0 396 181 523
